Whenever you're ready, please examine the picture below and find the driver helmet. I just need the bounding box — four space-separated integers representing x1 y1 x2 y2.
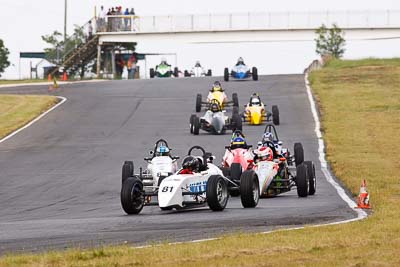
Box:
237 57 244 64
211 81 222 92
256 146 273 161
156 145 170 156
262 132 274 143
182 156 200 172
230 137 247 149
210 102 220 112
161 57 167 64
250 97 261 106
195 60 201 67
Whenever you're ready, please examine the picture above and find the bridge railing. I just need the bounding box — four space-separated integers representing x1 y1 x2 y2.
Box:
96 10 400 34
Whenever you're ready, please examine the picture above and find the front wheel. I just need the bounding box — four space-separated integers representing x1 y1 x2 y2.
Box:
207 69 212 76
122 161 134 185
240 171 260 208
231 113 242 131
149 68 155 78
121 177 145 214
174 67 179 77
193 116 200 135
294 142 304 166
196 94 202 112
190 114 196 133
272 105 280 125
207 175 229 211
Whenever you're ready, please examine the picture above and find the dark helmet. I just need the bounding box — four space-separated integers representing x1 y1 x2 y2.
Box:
182 156 200 172
230 136 247 149
210 102 220 112
211 81 222 92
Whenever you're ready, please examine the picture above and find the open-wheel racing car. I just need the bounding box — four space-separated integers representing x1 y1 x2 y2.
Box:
150 59 179 78
221 130 254 196
224 57 258 82
242 93 280 125
121 139 180 214
190 100 242 135
121 146 236 214
184 61 212 77
196 81 239 112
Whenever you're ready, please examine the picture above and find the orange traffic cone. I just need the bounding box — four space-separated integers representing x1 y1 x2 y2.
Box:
62 72 68 81
357 179 371 209
47 74 52 81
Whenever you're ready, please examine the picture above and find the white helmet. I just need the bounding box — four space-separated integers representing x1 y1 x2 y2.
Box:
256 146 273 161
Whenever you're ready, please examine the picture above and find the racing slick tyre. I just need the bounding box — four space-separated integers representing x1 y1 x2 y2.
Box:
294 142 304 166
122 161 134 185
121 176 145 214
232 93 239 107
207 69 212 76
296 163 309 197
231 163 242 182
207 175 229 211
232 106 239 115
174 67 179 77
190 114 196 133
224 68 229 81
196 94 202 112
149 68 155 78
231 113 243 131
304 161 316 195
221 167 230 177
184 70 190 77
272 105 280 125
193 116 200 135
252 67 258 81
240 170 260 208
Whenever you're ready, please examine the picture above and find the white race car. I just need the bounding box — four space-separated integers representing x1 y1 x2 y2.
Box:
184 61 212 77
121 146 234 214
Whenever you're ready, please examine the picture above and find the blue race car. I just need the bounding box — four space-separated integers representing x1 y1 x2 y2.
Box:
224 57 258 82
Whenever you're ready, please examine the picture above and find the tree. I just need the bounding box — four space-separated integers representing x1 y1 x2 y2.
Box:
0 39 10 77
315 24 346 59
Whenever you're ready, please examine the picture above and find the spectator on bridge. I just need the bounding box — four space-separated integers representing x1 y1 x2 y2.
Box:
97 6 106 32
130 8 135 15
87 20 93 41
124 8 130 31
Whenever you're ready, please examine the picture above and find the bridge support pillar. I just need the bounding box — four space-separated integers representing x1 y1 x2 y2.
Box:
96 44 101 78
111 50 116 79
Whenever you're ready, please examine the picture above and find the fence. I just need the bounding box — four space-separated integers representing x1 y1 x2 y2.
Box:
96 10 400 34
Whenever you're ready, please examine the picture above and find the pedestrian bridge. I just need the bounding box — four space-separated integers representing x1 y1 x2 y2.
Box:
97 10 400 44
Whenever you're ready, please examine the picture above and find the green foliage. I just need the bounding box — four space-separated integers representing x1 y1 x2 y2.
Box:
0 39 10 77
315 24 346 58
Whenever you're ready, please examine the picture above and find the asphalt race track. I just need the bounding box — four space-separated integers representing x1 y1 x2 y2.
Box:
0 76 357 254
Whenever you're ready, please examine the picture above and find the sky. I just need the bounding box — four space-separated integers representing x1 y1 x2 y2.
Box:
0 0 399 79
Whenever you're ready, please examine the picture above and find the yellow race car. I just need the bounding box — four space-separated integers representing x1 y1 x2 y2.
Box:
196 81 239 112
242 93 279 125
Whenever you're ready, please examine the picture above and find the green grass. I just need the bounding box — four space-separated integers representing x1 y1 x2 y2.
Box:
0 79 49 85
0 95 58 139
1 58 400 266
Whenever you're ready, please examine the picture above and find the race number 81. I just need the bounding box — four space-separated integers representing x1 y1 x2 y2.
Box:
162 186 173 192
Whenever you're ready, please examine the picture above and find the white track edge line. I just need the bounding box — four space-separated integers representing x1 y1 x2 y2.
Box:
129 73 368 250
0 96 67 144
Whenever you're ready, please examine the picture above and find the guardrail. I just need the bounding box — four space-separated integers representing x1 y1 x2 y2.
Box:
96 10 400 34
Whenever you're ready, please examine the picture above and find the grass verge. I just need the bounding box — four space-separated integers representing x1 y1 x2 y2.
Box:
0 80 49 85
1 58 400 266
0 95 58 139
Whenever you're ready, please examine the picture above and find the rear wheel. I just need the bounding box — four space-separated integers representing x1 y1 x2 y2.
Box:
294 142 304 166
232 106 239 115
207 175 229 211
240 171 260 208
232 93 239 107
149 68 155 78
231 113 242 131
224 68 229 81
296 163 309 197
184 70 190 77
252 67 258 81
122 161 134 185
230 163 242 182
174 67 179 77
193 116 200 135
121 177 145 214
304 161 316 195
207 69 212 76
196 94 202 112
272 105 280 125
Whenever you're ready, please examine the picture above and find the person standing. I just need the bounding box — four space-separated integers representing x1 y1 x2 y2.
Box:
87 20 93 41
124 8 130 31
